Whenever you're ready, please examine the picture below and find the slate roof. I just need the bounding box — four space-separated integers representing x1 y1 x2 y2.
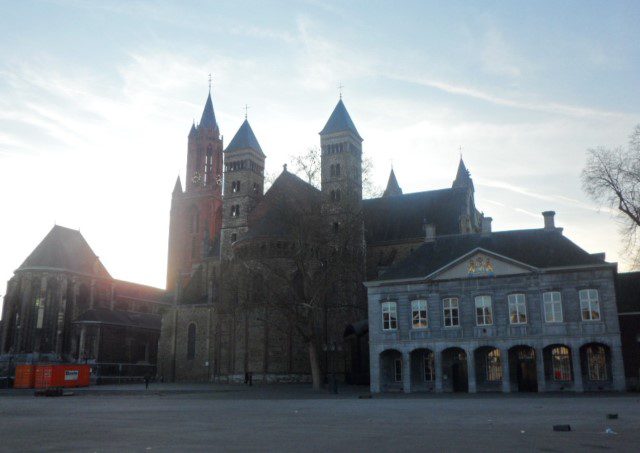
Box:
320 99 362 140
236 169 321 243
363 188 468 244
18 225 111 278
383 169 403 197
378 229 608 282
452 158 472 189
74 308 161 330
199 93 217 130
112 280 167 303
616 272 640 313
225 119 264 156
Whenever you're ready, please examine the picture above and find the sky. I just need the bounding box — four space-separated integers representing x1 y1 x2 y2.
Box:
1 0 639 311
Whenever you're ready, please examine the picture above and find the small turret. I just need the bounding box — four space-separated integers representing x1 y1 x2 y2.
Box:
383 168 402 197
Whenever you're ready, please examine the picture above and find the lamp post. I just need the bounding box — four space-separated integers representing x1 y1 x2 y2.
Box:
322 341 342 394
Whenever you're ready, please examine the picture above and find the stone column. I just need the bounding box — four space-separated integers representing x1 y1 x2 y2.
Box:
402 350 411 394
55 276 68 356
610 342 627 391
434 349 443 393
370 348 380 393
501 348 511 393
536 347 546 392
79 325 87 361
571 346 584 393
467 349 477 393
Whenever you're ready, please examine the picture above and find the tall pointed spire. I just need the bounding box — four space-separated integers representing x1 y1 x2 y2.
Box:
172 175 183 195
383 168 403 197
452 157 473 189
199 92 218 131
320 98 362 140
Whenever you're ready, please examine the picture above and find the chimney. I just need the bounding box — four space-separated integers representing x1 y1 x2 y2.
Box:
481 217 493 234
423 219 436 242
542 211 556 230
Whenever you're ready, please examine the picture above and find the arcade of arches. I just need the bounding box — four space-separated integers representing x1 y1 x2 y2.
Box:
377 342 615 393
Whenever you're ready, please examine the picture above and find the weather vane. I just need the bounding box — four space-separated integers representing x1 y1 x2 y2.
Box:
244 104 250 120
208 73 212 92
338 83 344 99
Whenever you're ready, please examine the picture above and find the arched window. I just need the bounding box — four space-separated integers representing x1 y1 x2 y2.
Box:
205 146 213 184
187 323 196 360
335 163 341 177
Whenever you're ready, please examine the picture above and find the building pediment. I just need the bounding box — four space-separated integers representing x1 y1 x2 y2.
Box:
431 249 535 281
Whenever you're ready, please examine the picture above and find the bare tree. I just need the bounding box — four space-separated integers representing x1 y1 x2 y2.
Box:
290 146 382 198
582 124 640 264
233 188 365 391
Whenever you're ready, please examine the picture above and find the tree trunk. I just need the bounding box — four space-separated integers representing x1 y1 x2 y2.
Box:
308 341 322 391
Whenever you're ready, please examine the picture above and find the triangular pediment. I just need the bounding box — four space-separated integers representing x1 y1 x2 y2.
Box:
431 249 535 281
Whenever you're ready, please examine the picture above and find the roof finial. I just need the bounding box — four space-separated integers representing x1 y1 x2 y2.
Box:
208 73 212 93
459 145 463 159
283 163 288 172
244 104 250 120
338 82 344 100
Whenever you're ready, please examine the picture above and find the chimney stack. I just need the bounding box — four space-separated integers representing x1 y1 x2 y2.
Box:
481 217 493 234
542 211 556 230
423 219 436 242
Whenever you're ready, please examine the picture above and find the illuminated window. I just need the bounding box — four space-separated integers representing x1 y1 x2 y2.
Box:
508 293 527 324
486 349 502 382
411 300 428 329
35 297 45 330
551 346 571 381
579 289 601 321
586 345 607 381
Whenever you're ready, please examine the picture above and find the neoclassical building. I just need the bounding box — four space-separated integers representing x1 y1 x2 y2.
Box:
366 213 626 393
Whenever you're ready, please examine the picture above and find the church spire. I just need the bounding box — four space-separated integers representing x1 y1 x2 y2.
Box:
320 98 362 141
383 168 403 197
452 157 473 190
172 175 183 196
199 92 218 131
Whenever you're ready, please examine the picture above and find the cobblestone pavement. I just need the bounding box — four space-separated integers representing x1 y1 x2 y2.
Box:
1 384 639 452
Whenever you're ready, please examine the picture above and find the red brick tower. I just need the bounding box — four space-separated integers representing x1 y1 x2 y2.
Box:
167 89 224 291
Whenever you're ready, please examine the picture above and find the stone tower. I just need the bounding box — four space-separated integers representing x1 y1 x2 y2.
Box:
319 98 363 236
166 90 224 291
220 118 265 259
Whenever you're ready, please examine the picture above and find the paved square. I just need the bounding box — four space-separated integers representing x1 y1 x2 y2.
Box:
1 384 638 452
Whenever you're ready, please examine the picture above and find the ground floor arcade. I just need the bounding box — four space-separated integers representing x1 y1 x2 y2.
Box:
372 339 626 393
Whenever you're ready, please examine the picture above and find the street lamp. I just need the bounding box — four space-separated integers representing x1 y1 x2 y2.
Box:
322 341 342 394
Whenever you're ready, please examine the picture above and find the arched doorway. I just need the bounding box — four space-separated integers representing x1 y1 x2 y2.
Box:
474 346 502 392
410 348 435 392
379 349 403 392
580 343 612 391
509 345 537 392
442 347 467 392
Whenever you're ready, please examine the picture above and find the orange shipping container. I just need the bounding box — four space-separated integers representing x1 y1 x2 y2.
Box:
13 365 36 389
34 365 90 389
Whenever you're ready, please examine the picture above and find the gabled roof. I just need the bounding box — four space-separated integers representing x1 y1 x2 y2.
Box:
363 188 468 244
376 229 608 282
199 93 217 131
74 308 161 330
616 272 640 313
18 225 111 278
225 119 264 156
320 99 362 140
237 169 321 243
383 169 403 197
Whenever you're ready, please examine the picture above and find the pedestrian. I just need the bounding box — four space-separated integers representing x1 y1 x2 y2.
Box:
144 374 150 390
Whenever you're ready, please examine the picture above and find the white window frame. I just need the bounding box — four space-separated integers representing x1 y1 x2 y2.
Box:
543 291 563 323
442 297 459 327
381 302 397 331
475 295 493 326
508 293 527 324
394 358 402 382
411 300 428 329
579 289 601 321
